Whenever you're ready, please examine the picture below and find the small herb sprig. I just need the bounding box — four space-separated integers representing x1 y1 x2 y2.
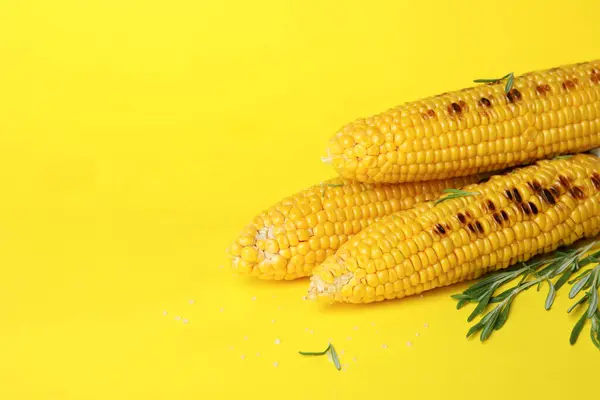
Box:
452 241 600 348
299 343 341 370
320 183 344 198
474 72 514 94
434 188 479 206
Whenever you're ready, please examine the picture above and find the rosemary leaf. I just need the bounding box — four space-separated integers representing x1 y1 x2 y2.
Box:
466 322 484 338
329 344 341 371
505 73 515 93
434 189 479 206
468 291 492 322
554 269 573 291
545 281 557 310
569 273 592 299
298 344 331 356
567 293 590 314
588 282 599 319
456 299 469 310
570 313 587 345
480 307 501 341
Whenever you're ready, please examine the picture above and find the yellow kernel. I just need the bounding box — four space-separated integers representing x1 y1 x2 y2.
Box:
366 274 380 287
241 247 258 263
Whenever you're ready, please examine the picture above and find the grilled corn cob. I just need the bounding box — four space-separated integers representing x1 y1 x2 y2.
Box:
229 176 478 280
327 60 600 183
309 154 600 303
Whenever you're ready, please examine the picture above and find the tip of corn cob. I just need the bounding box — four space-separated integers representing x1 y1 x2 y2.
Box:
307 256 354 303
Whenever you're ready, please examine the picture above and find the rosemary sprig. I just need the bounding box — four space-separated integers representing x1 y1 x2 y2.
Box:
299 343 341 370
434 188 479 206
553 155 573 160
474 72 514 93
452 241 600 348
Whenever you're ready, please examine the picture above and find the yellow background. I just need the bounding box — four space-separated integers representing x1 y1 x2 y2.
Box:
0 1 598 399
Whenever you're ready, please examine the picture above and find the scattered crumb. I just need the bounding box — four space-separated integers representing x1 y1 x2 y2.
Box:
416 333 420 337
328 338 333 342
276 306 281 311
273 362 279 367
352 357 358 362
271 295 276 299
309 329 314 335
219 307 224 312
174 316 182 321
353 326 359 330
251 296 257 301
182 319 189 324
346 337 352 341
340 350 345 355
424 323 429 328
302 296 307 301
420 294 424 298
218 265 224 269
243 336 248 341
274 338 281 345
406 341 413 347
256 352 261 357
382 344 388 349
228 346 234 351
241 355 245 360
370 322 375 326
162 311 168 316
271 319 276 324
189 300 195 304
375 330 380 334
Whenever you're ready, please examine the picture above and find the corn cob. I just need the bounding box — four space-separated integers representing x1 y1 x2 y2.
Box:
308 154 600 303
326 60 600 183
228 176 479 280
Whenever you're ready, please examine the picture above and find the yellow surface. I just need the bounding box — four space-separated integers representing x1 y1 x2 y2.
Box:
0 1 598 399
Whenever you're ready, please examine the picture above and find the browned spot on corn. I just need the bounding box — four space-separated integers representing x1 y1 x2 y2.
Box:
541 188 557 205
486 199 496 212
569 186 586 199
558 175 572 189
529 202 538 215
528 180 543 193
457 213 467 224
421 109 436 120
506 88 522 103
562 80 576 90
591 173 600 190
434 223 447 236
505 189 513 201
467 222 477 233
592 70 600 84
512 188 522 203
448 102 462 115
478 97 492 107
500 209 509 222
536 84 552 96
492 213 503 225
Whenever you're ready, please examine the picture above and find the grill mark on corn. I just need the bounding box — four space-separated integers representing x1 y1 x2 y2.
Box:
505 189 513 201
520 202 532 215
506 88 522 103
591 172 600 190
536 84 552 96
541 188 557 205
448 102 463 116
562 79 577 90
467 222 477 233
421 109 436 120
492 213 503 225
474 220 483 234
528 180 543 193
457 212 467 224
529 202 539 215
512 188 522 203
486 199 496 212
500 209 509 222
569 186 586 199
434 223 447 236
558 175 572 189
478 97 492 107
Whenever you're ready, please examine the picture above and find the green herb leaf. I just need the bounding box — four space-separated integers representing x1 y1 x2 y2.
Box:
466 322 484 338
505 73 515 93
590 327 600 350
329 344 341 371
569 273 592 299
494 301 512 331
570 313 587 345
567 293 589 314
468 291 492 322
456 299 469 310
545 281 557 310
480 307 501 341
554 269 573 290
587 282 599 319
434 189 479 206
298 344 331 356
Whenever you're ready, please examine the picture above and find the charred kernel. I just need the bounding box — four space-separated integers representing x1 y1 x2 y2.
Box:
500 210 509 221
475 221 483 233
449 102 462 114
479 97 492 107
506 89 521 103
457 213 467 224
592 72 600 84
562 80 576 90
467 223 477 233
591 173 600 190
492 213 502 225
569 186 586 199
421 109 436 120
558 175 571 189
536 84 552 95
529 181 543 193
458 100 468 110
520 202 532 215
505 189 513 200
549 186 560 199
541 188 557 205
435 223 446 235
465 211 473 219
512 188 522 203
486 200 496 212
529 202 538 215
